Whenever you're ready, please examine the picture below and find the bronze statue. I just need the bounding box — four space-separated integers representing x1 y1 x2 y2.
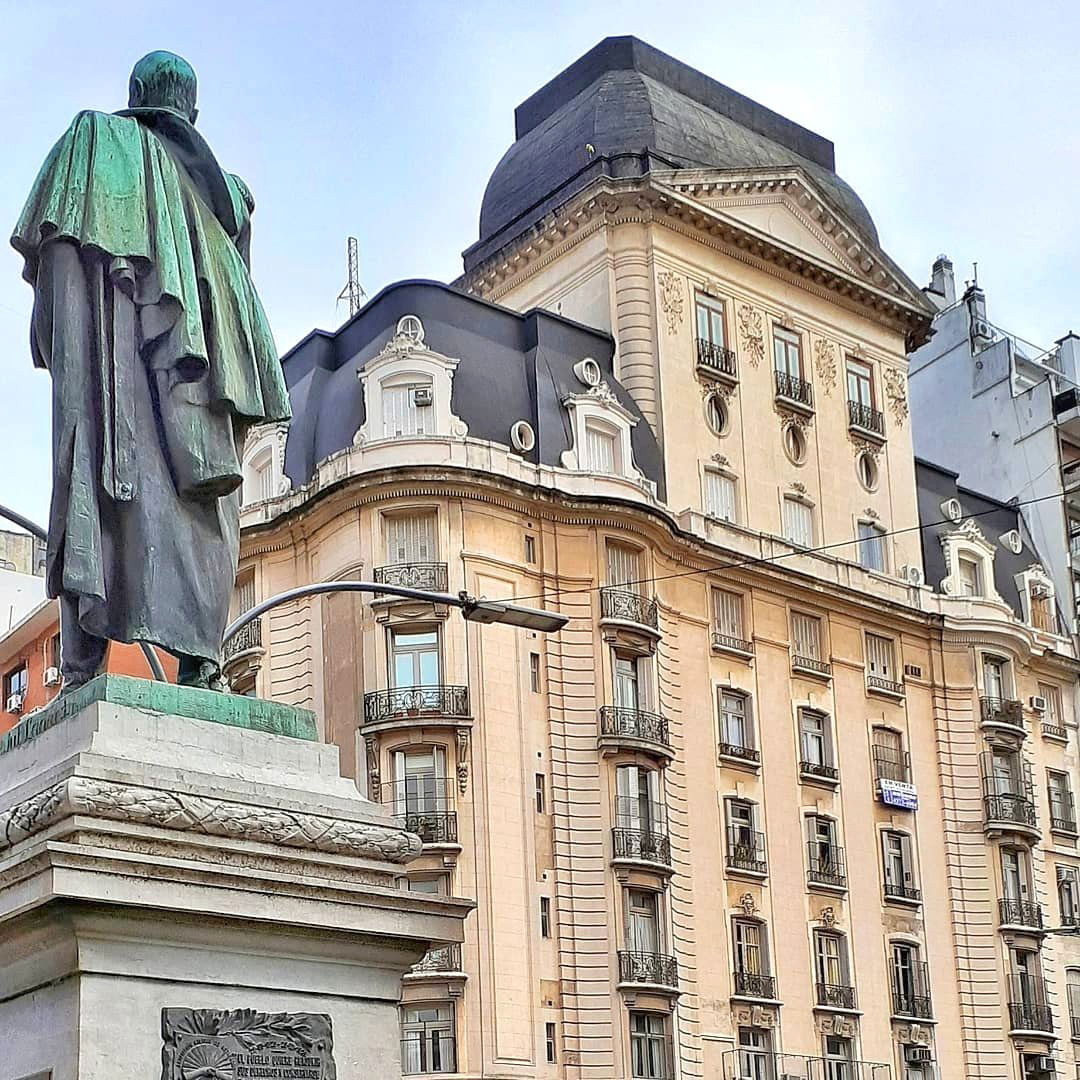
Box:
10 51 290 690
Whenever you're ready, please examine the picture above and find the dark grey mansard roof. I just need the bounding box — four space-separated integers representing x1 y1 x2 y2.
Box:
281 280 665 499
463 36 879 272
915 459 1054 623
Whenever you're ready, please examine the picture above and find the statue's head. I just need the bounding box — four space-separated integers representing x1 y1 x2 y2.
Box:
128 51 198 124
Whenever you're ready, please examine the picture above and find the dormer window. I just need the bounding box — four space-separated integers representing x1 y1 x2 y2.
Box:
940 520 1000 602
584 419 619 472
382 374 433 438
958 556 981 596
562 381 650 490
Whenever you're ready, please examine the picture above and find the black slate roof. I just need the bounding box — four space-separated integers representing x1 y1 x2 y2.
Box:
280 280 665 499
464 36 878 272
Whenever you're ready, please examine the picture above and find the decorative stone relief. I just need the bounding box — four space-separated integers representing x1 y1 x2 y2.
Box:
710 454 731 467
818 905 836 927
0 776 420 863
851 434 882 458
883 367 909 426
734 1004 777 1028
737 304 765 368
365 735 381 794
813 338 837 395
818 1013 858 1038
896 1022 932 1046
456 728 471 795
657 270 685 334
864 507 879 520
738 892 758 916
790 481 807 495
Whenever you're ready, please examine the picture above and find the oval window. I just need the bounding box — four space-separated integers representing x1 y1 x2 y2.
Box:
783 423 806 464
510 420 536 453
857 451 879 491
705 393 729 436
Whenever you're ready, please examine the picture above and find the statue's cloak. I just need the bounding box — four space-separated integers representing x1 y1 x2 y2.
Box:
11 109 290 666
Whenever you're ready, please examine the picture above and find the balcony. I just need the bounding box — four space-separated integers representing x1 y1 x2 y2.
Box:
372 561 449 594
223 616 262 662
717 740 761 767
600 587 659 634
726 827 767 876
404 943 465 981
1051 792 1077 835
892 988 933 1020
999 898 1044 931
617 950 679 992
792 654 832 679
612 826 672 869
598 705 673 761
720 1051 892 1080
984 793 1039 838
710 630 754 658
884 879 922 904
807 844 847 890
733 970 777 1001
1008 974 1053 1034
800 759 840 785
695 337 738 384
872 745 911 784
381 778 458 846
363 684 470 732
774 369 814 413
847 399 886 441
866 674 904 698
816 981 857 1011
980 696 1025 735
1042 721 1068 741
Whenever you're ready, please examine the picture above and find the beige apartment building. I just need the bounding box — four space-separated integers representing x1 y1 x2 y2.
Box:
225 37 1080 1080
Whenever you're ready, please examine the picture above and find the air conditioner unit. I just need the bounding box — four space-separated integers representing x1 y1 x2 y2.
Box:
901 564 924 586
905 1046 934 1065
43 666 61 687
1023 1055 1057 1078
1030 695 1049 713
411 386 433 407
6 692 24 714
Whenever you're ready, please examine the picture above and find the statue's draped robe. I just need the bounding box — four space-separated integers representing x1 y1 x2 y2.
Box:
11 109 290 667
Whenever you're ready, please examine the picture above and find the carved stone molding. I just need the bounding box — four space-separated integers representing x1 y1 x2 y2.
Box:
850 434 882 458
456 727 471 795
366 734 381 794
738 891 758 916
737 304 765 367
883 367 909 427
818 905 837 928
733 1003 777 1028
657 270 685 334
813 338 837 395
0 776 420 863
817 1013 858 1038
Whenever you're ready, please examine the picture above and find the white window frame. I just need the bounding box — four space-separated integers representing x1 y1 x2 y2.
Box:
702 465 737 523
782 495 814 547
857 519 887 572
939 520 1001 602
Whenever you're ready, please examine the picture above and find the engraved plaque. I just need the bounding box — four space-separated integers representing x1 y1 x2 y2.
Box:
162 1009 335 1080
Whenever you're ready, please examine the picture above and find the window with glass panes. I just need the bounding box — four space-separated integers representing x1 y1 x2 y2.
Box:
625 889 661 954
891 942 920 1002
703 468 737 522
718 689 753 752
1068 968 1080 1034
400 1005 455 1075
696 294 726 347
882 831 915 892
773 327 802 378
727 799 756 848
1039 682 1064 728
958 556 982 596
393 747 449 817
822 1035 853 1079
799 710 832 767
737 1027 772 1080
846 357 874 409
3 664 27 703
983 655 1008 699
629 1012 669 1080
390 628 440 687
782 497 814 547
607 542 643 590
1002 847 1032 903
814 931 847 987
613 654 644 710
808 815 838 864
1049 769 1075 830
615 765 662 833
872 727 906 782
857 520 886 571
1059 866 1080 925
733 919 766 975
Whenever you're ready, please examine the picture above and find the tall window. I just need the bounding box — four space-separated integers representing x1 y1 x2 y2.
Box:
799 710 834 771
696 294 726 347
1030 584 1056 632
791 612 824 663
1002 848 1031 903
703 469 737 522
1067 968 1080 1038
3 664 27 707
718 689 753 754
846 357 874 410
857 521 886 571
712 588 746 644
733 919 767 976
782 497 814 547
727 799 757 850
822 1035 853 1080
813 930 848 989
737 1028 772 1080
989 748 1022 795
1040 682 1064 729
983 655 1008 700
545 1021 557 1064
773 327 802 378
390 628 440 687
872 727 908 782
1059 867 1080 926
865 633 898 683
629 1012 670 1080
606 542 643 591
540 897 552 939
385 511 437 564
615 765 663 834
958 556 982 596
891 942 921 1006
584 419 618 473
882 831 916 895
393 747 449 818
625 889 661 955
1049 769 1076 831
383 375 433 438
613 654 645 711
401 1005 455 1075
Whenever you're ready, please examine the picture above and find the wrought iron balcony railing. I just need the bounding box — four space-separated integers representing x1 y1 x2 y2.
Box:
872 744 911 784
775 369 814 408
1008 974 1053 1032
599 705 670 749
363 684 470 725
711 630 754 655
807 843 847 888
727 827 767 875
733 970 777 1000
223 616 262 661
612 827 672 867
695 337 738 379
618 950 679 989
999 897 1044 929
892 988 933 1019
800 759 840 782
718 740 761 764
1042 721 1068 740
883 880 921 903
847 399 885 436
381 778 457 845
600 587 659 630
792 654 832 677
984 793 1038 830
373 561 449 593
816 981 857 1010
408 943 463 975
980 696 1024 729
867 674 904 696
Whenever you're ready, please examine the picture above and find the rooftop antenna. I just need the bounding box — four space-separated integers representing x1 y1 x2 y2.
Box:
972 261 979 287
336 236 366 318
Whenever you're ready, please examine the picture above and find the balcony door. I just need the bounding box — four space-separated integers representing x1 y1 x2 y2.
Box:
773 327 802 379
385 512 436 565
983 656 1007 700
990 749 1021 796
814 931 845 989
394 747 447 817
733 919 765 976
626 889 660 955
800 711 829 767
822 1035 853 1080
616 765 661 833
891 942 917 1000
613 655 643 711
736 1027 773 1080
846 357 874 410
1001 848 1031 902
809 816 837 864
391 629 440 689
729 799 755 850
607 542 642 591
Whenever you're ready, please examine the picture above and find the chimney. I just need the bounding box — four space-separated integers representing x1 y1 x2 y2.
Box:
929 254 956 305
964 284 993 351
1055 332 1080 383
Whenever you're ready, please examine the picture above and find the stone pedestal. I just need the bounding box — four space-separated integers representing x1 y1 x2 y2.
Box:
0 676 469 1080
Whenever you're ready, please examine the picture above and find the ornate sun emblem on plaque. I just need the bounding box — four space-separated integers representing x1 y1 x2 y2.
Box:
177 1042 235 1080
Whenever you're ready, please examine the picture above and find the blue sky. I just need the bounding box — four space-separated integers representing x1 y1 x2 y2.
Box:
2 0 1078 527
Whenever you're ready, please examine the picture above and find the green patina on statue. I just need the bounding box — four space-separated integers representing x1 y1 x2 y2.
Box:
10 51 290 690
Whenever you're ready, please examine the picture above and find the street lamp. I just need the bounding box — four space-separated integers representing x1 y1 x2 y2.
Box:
222 580 568 646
